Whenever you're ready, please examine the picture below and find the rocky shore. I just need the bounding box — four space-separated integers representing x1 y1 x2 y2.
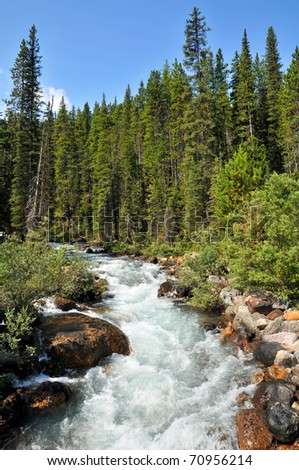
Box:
154 254 299 450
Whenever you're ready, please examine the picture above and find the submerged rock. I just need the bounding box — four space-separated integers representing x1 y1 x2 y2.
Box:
38 313 131 372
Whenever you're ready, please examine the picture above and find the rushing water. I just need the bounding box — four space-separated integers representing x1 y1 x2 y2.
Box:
15 254 256 450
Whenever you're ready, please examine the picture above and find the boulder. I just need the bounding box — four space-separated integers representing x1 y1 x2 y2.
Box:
157 280 176 298
274 350 297 369
219 287 242 306
54 295 77 312
236 409 273 450
252 380 295 410
267 309 284 320
245 293 274 315
263 317 284 335
262 332 298 350
253 341 285 366
233 309 260 338
281 321 299 334
38 313 131 371
265 403 299 444
272 298 289 311
284 311 299 321
24 381 72 415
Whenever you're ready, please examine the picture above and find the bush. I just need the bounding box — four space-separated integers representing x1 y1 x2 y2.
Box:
229 173 299 299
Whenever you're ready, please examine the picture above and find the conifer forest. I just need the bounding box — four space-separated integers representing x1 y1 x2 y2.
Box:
1 7 299 302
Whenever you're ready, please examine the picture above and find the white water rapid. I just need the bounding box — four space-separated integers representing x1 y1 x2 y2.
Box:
16 254 256 450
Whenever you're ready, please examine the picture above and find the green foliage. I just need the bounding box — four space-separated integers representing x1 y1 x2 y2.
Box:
2 308 34 353
229 173 299 299
179 242 227 311
211 137 269 222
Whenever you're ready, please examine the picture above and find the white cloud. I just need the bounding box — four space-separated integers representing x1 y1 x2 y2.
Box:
0 67 4 75
42 86 72 113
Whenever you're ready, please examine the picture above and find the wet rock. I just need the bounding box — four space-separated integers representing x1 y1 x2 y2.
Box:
54 295 77 312
252 380 295 410
274 350 297 369
253 341 285 367
245 293 274 315
265 403 299 444
284 311 299 321
267 309 284 320
38 313 131 371
263 317 284 335
0 353 41 379
236 409 273 450
157 280 176 298
25 381 72 415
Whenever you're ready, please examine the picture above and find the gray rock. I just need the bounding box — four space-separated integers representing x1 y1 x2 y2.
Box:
253 341 285 366
263 316 284 335
292 340 299 352
262 332 298 350
265 403 299 444
219 287 242 306
233 310 260 337
281 321 299 334
274 350 297 368
272 297 289 311
256 318 270 330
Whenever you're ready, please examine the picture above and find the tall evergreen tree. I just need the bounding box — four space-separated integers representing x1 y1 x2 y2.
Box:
27 100 55 233
8 25 42 234
265 26 283 172
213 48 232 161
182 8 215 235
0 117 13 232
232 29 256 143
278 46 299 174
253 53 268 145
91 95 114 241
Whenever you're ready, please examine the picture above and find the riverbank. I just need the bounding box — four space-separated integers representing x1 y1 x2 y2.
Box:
148 253 299 449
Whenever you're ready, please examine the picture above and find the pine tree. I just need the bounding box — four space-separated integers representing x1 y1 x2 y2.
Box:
90 95 114 241
213 48 232 161
53 97 77 239
143 69 171 242
254 53 268 145
8 25 42 234
278 46 299 174
27 100 55 233
0 117 13 232
232 29 256 143
182 8 215 235
265 26 283 172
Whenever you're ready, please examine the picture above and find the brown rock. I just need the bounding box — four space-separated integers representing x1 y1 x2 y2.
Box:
267 309 283 320
284 311 299 321
39 313 131 371
245 293 274 315
236 409 273 450
54 295 77 312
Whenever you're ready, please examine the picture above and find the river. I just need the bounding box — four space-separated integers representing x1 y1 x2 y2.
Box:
15 254 256 450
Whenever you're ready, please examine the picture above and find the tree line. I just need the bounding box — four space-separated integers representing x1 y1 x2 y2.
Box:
1 8 299 245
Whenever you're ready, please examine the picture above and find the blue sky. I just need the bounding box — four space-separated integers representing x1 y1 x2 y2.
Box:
1 0 299 112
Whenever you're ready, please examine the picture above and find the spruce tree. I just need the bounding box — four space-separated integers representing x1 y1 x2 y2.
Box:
265 26 283 172
8 25 42 234
278 46 299 174
182 8 215 235
233 29 256 143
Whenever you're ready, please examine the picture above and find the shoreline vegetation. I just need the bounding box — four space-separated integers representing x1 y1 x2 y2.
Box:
1 3 299 450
